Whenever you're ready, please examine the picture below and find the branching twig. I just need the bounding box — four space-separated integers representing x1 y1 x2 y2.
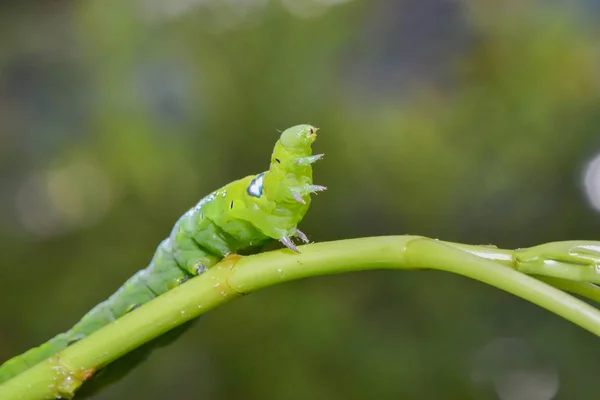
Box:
2 236 600 400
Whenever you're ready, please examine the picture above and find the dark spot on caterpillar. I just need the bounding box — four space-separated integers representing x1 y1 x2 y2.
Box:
275 158 281 163
195 263 207 275
178 276 190 284
67 338 82 347
127 304 142 313
230 201 234 209
310 128 314 134
200 211 204 219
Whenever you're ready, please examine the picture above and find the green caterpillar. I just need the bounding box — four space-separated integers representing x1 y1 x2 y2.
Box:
0 124 325 386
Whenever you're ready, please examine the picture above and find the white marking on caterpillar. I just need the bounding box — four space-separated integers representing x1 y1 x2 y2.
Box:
247 173 264 198
187 192 216 218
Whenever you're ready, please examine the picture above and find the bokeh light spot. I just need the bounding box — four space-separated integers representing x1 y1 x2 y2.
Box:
471 337 559 400
583 152 600 211
15 163 113 238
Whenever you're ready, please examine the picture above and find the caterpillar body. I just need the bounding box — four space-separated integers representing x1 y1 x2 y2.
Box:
0 124 325 385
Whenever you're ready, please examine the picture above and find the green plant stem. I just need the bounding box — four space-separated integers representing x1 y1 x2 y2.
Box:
2 236 600 400
440 241 600 303
533 276 600 303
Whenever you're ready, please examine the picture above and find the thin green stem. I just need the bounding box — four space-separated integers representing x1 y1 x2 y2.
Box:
439 241 600 304
2 236 600 400
533 276 600 304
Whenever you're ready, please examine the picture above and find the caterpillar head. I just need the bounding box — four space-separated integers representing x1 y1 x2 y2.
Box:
280 124 318 149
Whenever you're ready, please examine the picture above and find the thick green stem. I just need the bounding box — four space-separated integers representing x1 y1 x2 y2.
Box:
2 236 600 400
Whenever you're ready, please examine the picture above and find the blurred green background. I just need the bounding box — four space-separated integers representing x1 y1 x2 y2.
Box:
2 0 600 399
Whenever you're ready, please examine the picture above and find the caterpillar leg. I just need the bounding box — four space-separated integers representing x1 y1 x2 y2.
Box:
281 231 311 252
292 192 306 204
295 154 324 166
308 184 327 193
296 230 310 244
291 184 327 204
280 236 300 253
194 261 208 275
292 184 326 194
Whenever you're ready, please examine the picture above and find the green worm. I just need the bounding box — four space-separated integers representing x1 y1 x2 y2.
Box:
0 124 325 385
